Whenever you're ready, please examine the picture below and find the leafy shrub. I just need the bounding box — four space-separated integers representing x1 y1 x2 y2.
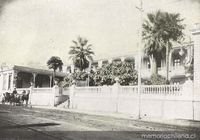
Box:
62 71 89 87
91 61 138 86
150 74 166 85
62 60 138 86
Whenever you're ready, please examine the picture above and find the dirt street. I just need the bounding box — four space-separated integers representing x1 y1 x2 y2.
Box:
0 104 199 140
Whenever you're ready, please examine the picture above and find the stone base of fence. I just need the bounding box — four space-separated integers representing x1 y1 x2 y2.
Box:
67 82 200 121
28 86 56 106
26 80 200 121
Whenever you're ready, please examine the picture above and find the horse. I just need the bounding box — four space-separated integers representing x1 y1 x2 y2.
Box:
1 92 23 106
12 94 23 106
1 92 12 104
21 90 30 106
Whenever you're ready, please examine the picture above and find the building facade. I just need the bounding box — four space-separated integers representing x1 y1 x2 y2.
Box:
64 42 194 85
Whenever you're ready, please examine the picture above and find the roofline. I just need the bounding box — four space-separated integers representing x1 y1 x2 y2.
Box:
62 42 194 66
1 65 66 77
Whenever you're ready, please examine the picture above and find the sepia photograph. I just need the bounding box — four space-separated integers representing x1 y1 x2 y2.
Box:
0 0 200 139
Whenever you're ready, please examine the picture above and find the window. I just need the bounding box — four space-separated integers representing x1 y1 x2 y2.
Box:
174 59 180 67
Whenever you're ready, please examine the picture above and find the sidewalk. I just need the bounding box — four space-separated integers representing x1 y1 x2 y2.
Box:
32 105 200 130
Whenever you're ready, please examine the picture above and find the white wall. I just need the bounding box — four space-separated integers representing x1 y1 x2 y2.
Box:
26 82 200 121
69 84 200 121
30 88 54 106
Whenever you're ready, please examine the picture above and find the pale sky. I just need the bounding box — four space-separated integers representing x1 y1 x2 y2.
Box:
0 0 199 68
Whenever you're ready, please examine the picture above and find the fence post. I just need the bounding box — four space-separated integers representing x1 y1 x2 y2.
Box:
53 85 59 107
112 78 120 113
69 84 75 109
28 84 33 108
182 78 193 98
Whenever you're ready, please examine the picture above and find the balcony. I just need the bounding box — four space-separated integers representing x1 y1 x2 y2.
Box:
157 66 185 78
141 65 186 80
140 67 167 79
170 65 185 78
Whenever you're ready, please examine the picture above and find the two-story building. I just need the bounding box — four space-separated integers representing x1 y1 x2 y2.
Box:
64 42 194 85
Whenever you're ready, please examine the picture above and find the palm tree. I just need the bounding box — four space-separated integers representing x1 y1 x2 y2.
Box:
69 36 94 72
142 10 185 82
47 56 63 85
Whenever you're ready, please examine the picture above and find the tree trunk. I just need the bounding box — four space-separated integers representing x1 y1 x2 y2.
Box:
53 70 56 86
151 55 158 75
166 44 169 83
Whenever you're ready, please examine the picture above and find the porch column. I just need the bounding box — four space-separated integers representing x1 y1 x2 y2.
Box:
12 70 18 89
49 75 52 87
11 71 14 90
6 72 9 90
32 73 37 87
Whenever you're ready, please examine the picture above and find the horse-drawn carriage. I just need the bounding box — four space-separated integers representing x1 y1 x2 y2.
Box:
1 89 30 106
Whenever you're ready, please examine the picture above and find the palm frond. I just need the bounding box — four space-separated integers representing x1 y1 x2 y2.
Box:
68 36 94 71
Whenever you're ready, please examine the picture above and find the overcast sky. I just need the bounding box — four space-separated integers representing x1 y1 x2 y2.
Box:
0 0 199 67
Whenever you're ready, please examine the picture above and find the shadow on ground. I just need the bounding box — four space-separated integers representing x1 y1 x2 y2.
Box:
0 123 60 129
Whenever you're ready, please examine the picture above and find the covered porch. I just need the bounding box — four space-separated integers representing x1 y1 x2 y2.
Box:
14 66 65 88
16 72 54 88
0 65 66 92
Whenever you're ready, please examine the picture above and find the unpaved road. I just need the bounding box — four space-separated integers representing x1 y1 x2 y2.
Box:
0 104 199 140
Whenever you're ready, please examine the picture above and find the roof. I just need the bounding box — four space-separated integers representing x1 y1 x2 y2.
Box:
1 65 66 77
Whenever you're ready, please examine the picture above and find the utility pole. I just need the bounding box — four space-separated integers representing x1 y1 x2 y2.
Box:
136 0 143 119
